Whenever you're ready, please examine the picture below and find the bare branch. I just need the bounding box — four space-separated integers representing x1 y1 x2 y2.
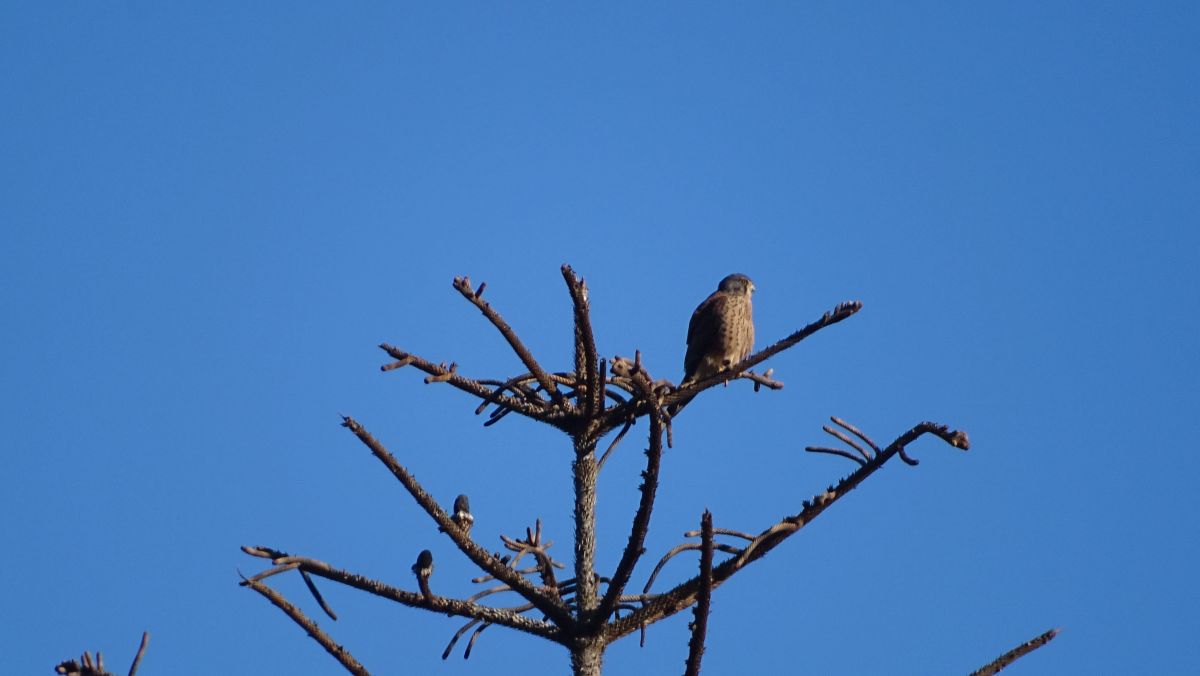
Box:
340 416 573 627
742 369 783 391
684 511 714 676
597 419 634 470
452 275 563 404
464 622 492 659
241 574 369 676
379 344 565 427
241 544 278 560
683 527 756 541
607 419 968 640
473 372 553 415
241 549 561 639
822 424 871 461
444 619 483 660
969 628 1061 676
127 632 149 676
300 569 338 620
830 415 881 454
805 445 868 465
499 519 564 593
562 265 601 415
244 560 301 583
660 300 863 412
594 404 664 627
466 584 517 603
642 543 743 596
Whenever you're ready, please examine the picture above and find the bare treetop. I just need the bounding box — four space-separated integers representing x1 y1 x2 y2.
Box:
235 265 1053 676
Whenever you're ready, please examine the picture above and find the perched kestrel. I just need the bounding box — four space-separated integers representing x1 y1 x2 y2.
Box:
674 274 755 413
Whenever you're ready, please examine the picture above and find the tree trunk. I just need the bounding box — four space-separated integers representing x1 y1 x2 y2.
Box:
569 636 605 676
572 439 599 614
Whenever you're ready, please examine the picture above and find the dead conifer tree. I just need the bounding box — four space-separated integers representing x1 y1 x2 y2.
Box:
239 265 1055 675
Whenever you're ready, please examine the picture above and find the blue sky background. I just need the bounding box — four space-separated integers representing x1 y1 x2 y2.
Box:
3 3 1197 675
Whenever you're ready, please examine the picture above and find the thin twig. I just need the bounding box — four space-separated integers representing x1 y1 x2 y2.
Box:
682 527 756 541
301 569 338 621
822 424 871 461
466 584 514 603
443 619 482 659
245 561 301 582
474 373 549 414
464 622 492 659
642 543 743 596
597 419 634 470
741 370 783 390
127 632 149 676
452 276 563 404
805 446 868 466
831 416 880 454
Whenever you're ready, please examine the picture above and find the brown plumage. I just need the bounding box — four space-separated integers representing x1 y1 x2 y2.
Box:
672 274 755 414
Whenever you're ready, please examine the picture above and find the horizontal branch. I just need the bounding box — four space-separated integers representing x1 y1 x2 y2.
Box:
379 344 568 428
241 549 561 641
606 420 967 640
660 300 862 411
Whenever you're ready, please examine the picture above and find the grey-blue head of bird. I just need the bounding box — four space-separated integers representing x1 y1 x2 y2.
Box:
718 273 755 295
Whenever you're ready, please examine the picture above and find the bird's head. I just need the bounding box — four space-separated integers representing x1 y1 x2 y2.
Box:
718 273 755 295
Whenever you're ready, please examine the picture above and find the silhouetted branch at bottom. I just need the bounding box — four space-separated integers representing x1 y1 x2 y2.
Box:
55 631 150 676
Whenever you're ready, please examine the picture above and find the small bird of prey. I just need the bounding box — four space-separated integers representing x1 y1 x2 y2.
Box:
671 274 756 414
452 494 473 534
412 549 434 599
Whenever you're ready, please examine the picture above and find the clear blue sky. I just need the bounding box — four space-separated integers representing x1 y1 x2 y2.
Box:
3 3 1197 675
